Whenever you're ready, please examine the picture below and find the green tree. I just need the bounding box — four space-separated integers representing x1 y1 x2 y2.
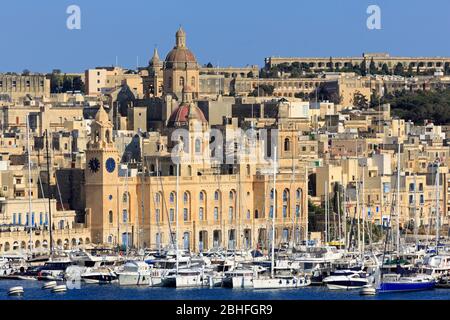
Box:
369 58 377 75
394 63 404 76
360 58 367 76
381 63 390 75
353 91 369 109
328 57 334 72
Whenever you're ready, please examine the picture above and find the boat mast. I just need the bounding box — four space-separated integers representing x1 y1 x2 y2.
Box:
175 162 180 275
435 161 440 247
396 142 401 254
26 114 33 257
337 183 341 248
45 130 53 257
355 139 361 254
271 146 277 279
324 181 328 244
362 164 365 255
413 174 418 246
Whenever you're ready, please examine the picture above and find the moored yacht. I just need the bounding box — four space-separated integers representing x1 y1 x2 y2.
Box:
323 270 370 290
117 261 151 286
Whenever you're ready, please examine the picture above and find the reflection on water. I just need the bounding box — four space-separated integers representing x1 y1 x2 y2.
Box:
1 280 450 300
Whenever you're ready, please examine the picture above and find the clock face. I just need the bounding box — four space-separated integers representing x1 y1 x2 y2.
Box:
106 158 116 173
88 158 100 173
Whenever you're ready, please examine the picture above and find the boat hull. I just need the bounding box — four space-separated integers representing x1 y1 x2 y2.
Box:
118 273 151 286
378 281 435 293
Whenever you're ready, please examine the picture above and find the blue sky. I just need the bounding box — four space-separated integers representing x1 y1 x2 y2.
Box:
1 0 450 73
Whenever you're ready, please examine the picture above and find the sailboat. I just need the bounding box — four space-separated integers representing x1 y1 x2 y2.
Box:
252 146 310 289
376 143 435 293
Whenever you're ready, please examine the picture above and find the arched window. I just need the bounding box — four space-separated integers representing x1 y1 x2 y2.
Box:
246 210 251 220
229 190 234 201
123 193 128 203
108 210 113 224
105 130 111 143
246 164 250 176
199 191 205 202
179 76 185 87
296 188 302 200
283 189 289 203
284 138 290 152
169 192 175 204
155 193 161 203
214 190 220 201
187 165 192 176
183 192 189 205
195 139 201 154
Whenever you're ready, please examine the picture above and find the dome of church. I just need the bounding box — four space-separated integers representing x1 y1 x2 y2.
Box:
165 27 198 69
167 103 207 127
165 48 197 65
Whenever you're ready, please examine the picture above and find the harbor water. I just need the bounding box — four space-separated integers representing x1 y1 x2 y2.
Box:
1 280 450 300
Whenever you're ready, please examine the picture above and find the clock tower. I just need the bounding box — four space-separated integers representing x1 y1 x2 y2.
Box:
85 105 120 245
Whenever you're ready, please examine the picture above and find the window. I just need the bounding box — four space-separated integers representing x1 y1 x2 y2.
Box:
183 192 189 204
191 76 195 86
179 76 185 87
156 209 160 222
229 191 234 201
228 207 233 221
283 189 289 203
170 192 175 204
284 138 291 152
214 207 219 221
246 210 250 220
122 210 128 223
18 213 22 225
183 208 188 221
296 189 301 200
12 213 16 225
109 210 113 224
45 213 48 226
283 205 287 218
195 139 201 154
269 206 274 218
199 191 205 202
155 193 161 203
169 208 174 222
199 207 204 220
296 205 300 217
420 195 424 204
214 191 220 201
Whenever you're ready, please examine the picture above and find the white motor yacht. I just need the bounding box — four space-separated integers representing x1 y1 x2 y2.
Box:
117 261 151 286
252 275 311 289
323 270 370 290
